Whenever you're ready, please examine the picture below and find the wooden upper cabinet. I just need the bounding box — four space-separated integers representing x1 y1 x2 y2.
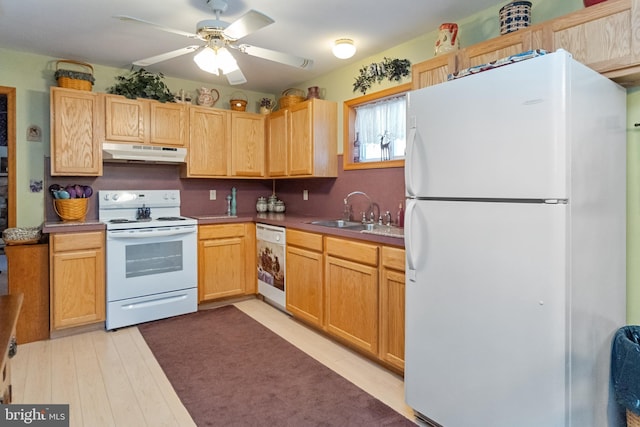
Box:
103 94 187 146
266 98 337 178
104 94 146 143
231 111 265 177
412 0 640 90
149 101 188 146
546 0 640 84
184 106 230 177
267 108 289 177
50 87 102 176
411 54 457 90
458 26 545 70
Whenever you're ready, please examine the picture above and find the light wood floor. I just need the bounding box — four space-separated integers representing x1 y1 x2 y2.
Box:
11 298 415 426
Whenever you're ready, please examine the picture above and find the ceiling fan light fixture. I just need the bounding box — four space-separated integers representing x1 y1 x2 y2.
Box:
333 38 356 59
194 45 239 75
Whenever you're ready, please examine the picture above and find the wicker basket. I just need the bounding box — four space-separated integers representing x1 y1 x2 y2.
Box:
629 410 640 427
2 226 41 245
229 91 248 111
279 88 306 108
55 60 94 91
53 198 89 222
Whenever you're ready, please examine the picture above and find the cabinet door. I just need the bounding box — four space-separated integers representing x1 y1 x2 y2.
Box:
231 112 265 177
286 244 323 327
411 54 457 90
458 27 545 70
104 95 146 143
150 102 187 146
199 236 246 301
267 109 289 177
325 255 378 355
187 107 229 177
50 232 105 330
50 88 102 176
380 246 406 372
547 0 640 78
289 101 314 176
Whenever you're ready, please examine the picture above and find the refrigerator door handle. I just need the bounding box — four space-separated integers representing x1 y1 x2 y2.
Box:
405 199 418 282
405 124 418 197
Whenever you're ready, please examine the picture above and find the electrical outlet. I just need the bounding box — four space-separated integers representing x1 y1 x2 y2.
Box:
209 190 216 200
303 190 309 200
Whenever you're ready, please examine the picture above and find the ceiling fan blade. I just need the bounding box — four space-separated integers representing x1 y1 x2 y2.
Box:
223 10 274 40
114 15 198 39
236 44 313 70
132 46 201 66
225 68 247 85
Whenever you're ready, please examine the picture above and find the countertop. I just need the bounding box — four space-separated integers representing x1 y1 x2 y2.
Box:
44 212 405 247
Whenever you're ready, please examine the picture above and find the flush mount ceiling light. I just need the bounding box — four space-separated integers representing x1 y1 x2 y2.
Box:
333 38 356 59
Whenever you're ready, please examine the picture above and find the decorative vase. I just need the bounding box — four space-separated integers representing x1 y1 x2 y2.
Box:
259 106 271 115
499 1 532 35
256 197 268 213
307 86 320 99
434 23 459 56
197 87 220 107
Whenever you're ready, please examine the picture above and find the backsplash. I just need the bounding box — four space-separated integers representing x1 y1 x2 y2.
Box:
44 156 405 223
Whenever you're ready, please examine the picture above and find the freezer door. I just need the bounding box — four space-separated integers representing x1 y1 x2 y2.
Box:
405 199 567 427
406 51 571 199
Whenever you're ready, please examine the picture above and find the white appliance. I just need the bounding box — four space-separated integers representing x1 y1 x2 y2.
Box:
404 50 627 427
256 223 286 311
99 190 198 330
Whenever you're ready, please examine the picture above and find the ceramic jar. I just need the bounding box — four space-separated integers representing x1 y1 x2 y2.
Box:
267 195 278 212
434 23 459 56
256 197 268 213
274 200 286 213
197 87 220 107
499 1 532 35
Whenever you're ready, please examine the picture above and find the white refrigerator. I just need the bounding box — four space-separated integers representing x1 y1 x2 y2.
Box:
404 50 627 427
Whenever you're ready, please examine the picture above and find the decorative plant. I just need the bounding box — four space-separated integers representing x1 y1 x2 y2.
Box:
106 67 175 102
260 97 274 109
353 57 411 94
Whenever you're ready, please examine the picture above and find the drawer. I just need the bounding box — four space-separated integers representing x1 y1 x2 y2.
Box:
325 236 378 266
287 229 323 252
199 223 246 239
382 246 405 271
52 231 104 252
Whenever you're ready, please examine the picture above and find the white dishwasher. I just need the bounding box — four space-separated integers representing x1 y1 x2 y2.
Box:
256 224 287 312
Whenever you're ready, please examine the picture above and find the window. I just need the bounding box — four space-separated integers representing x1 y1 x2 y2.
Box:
343 83 411 170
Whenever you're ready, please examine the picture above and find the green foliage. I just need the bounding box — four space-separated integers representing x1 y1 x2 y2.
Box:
353 57 411 94
107 67 175 102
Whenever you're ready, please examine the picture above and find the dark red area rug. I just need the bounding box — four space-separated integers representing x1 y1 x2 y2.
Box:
138 305 415 426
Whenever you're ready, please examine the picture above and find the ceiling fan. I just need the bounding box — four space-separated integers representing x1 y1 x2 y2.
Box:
114 0 314 85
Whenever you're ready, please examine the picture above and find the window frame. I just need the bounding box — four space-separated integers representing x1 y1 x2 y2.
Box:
343 83 411 170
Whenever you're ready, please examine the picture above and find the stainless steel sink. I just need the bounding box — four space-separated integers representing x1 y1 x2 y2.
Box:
309 219 368 230
309 219 403 238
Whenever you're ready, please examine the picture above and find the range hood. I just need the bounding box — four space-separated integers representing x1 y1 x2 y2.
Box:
102 142 187 164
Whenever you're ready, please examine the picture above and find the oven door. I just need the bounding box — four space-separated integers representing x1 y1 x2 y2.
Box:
106 225 197 302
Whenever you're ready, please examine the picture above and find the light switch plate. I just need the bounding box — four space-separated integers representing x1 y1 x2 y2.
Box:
209 190 216 200
303 190 309 200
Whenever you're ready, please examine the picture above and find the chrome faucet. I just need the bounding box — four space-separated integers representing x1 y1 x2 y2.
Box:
343 191 373 223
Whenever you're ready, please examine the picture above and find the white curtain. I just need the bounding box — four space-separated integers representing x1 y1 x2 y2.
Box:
354 94 406 161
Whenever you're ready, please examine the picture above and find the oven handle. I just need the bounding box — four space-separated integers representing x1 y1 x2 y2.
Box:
108 228 196 239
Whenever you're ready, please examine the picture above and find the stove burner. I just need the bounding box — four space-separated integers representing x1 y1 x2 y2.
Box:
157 217 185 221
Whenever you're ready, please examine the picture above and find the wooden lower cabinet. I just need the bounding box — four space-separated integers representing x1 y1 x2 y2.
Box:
198 223 256 302
50 231 105 331
379 246 406 371
285 229 324 327
325 237 379 356
285 230 406 373
5 243 49 343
